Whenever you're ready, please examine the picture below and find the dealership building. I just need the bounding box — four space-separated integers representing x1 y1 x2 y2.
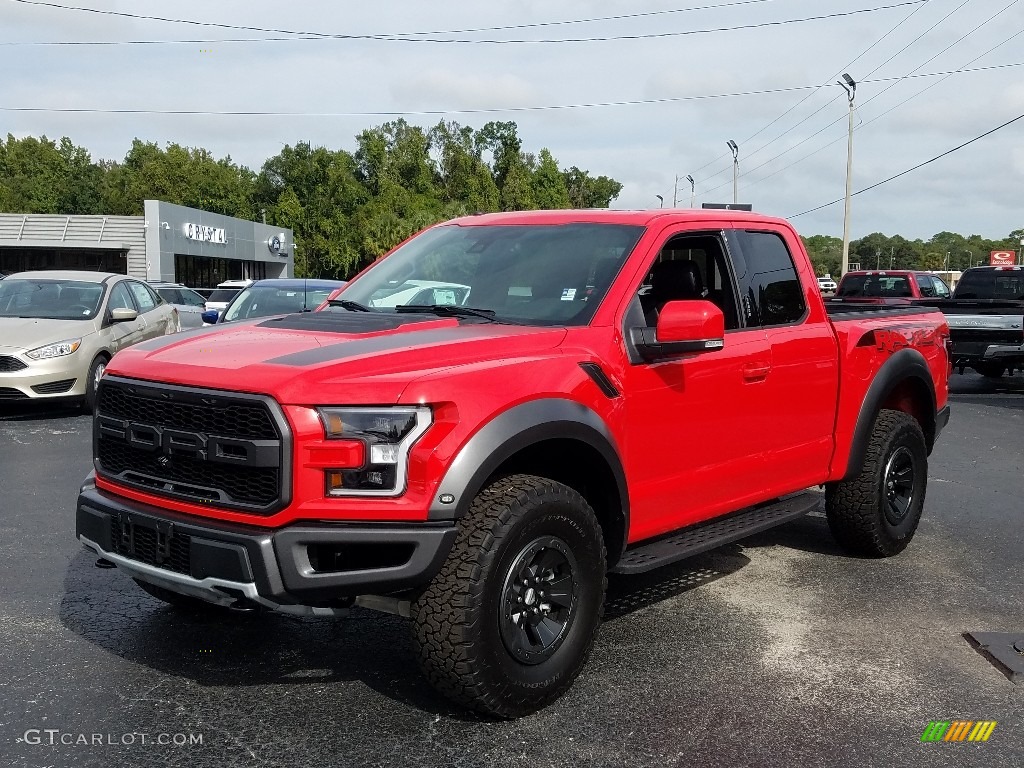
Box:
0 200 293 288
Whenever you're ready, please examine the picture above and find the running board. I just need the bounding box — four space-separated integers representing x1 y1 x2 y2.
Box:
611 490 823 575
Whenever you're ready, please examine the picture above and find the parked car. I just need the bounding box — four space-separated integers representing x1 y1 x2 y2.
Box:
833 270 951 302
0 271 179 409
77 209 949 716
149 282 209 329
203 279 252 317
921 265 1024 378
202 278 346 324
817 275 837 293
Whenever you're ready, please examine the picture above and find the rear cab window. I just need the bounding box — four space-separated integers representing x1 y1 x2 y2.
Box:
730 230 807 327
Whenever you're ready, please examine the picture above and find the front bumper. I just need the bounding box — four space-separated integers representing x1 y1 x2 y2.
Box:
950 341 1024 365
76 477 457 614
0 350 85 400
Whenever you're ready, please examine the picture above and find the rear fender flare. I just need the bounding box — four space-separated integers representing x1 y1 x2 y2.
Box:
842 348 937 481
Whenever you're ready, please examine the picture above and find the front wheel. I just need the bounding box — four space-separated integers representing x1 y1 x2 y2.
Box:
825 409 927 557
82 355 108 413
974 363 1005 379
411 474 606 718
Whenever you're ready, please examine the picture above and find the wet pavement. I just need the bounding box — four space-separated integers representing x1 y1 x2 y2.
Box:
1 373 1022 767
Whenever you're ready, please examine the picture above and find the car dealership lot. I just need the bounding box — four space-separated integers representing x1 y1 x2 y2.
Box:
1 375 1022 767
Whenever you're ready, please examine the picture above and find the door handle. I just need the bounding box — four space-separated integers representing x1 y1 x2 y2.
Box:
742 362 771 381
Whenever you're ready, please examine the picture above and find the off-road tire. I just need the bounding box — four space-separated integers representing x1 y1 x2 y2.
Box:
825 409 927 557
133 578 226 613
411 474 607 718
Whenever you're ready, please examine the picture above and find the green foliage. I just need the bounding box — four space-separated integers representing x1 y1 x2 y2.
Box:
0 134 104 214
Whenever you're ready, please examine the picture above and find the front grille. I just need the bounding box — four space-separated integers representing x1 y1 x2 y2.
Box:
109 519 192 575
0 387 28 400
32 378 76 395
95 378 287 513
0 356 27 372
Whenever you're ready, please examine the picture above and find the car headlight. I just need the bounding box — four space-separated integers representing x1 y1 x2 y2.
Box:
317 406 432 496
26 339 82 360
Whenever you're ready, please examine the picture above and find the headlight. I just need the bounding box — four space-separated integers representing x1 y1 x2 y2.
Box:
317 406 432 496
26 339 82 360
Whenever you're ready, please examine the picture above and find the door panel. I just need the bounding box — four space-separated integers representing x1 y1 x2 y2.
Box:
622 327 773 542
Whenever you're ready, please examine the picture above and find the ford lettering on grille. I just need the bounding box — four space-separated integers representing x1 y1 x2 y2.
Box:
94 378 287 513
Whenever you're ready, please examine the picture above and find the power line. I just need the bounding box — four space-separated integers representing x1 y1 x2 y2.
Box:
7 0 788 37
788 111 1024 218
701 0 1020 195
1 1 929 45
1 61 1018 118
687 0 934 181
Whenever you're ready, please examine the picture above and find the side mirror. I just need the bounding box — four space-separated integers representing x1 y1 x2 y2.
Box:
631 300 725 362
201 310 220 325
110 307 138 323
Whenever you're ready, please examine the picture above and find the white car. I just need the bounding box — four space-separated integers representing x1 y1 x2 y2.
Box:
204 279 252 315
817 276 838 293
368 280 471 308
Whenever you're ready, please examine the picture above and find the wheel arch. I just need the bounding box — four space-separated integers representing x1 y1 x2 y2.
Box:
429 399 629 565
842 348 937 481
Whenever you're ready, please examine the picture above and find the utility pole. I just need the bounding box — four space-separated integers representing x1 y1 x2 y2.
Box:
875 248 881 269
673 175 679 208
686 174 695 207
727 140 739 205
839 73 856 278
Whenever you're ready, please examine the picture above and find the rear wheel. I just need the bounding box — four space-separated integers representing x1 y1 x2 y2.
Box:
974 363 1005 379
411 474 606 718
825 409 927 557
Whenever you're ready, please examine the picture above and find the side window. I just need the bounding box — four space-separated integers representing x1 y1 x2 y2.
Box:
159 288 182 305
932 276 950 298
915 275 936 297
734 231 806 327
128 281 157 313
186 289 206 306
638 233 740 330
107 282 136 312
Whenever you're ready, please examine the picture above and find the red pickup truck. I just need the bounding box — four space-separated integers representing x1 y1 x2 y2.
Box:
76 210 950 717
834 270 953 302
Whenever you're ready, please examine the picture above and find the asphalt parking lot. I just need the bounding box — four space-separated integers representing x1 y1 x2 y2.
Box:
1 373 1022 768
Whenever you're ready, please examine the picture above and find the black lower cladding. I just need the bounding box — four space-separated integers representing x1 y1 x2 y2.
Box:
93 376 286 513
77 481 458 603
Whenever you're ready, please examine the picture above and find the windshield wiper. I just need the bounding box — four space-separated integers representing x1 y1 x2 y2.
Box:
329 299 372 312
394 304 517 324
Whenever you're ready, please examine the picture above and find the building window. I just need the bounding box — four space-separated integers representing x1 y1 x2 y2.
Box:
174 254 267 289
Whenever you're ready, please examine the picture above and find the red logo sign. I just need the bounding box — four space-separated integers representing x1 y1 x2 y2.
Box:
990 250 1016 265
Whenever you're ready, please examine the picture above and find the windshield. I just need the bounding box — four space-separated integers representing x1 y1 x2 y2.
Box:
837 274 913 298
223 284 335 322
335 223 645 326
0 278 105 320
953 269 1024 300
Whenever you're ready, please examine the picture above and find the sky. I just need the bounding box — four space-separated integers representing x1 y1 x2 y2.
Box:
1 0 1023 241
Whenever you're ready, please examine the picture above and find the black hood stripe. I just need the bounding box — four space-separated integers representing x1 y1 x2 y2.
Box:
266 325 527 366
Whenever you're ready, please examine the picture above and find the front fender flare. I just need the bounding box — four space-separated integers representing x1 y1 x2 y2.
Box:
428 397 628 532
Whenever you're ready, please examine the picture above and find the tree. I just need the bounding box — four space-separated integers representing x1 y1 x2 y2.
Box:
531 149 570 209
562 167 622 208
0 134 104 214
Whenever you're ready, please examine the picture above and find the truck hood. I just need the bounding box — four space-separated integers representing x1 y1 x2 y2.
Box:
0 316 98 353
106 311 567 404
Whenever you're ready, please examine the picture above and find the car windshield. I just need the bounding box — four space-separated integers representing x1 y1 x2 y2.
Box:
0 278 105 320
223 284 335 322
334 223 645 326
837 274 913 298
208 288 243 303
953 270 1024 300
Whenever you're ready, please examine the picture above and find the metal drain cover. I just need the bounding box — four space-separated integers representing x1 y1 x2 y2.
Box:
965 632 1024 683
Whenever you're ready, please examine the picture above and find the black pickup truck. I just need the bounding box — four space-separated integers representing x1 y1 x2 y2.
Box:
925 266 1024 378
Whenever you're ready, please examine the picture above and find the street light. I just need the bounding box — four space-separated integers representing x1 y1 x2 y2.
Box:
726 140 739 205
686 174 695 207
839 73 856 278
655 194 664 208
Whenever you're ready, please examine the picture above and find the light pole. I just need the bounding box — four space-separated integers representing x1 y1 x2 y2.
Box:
686 174 695 207
727 140 739 205
839 73 856 278
655 194 664 208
